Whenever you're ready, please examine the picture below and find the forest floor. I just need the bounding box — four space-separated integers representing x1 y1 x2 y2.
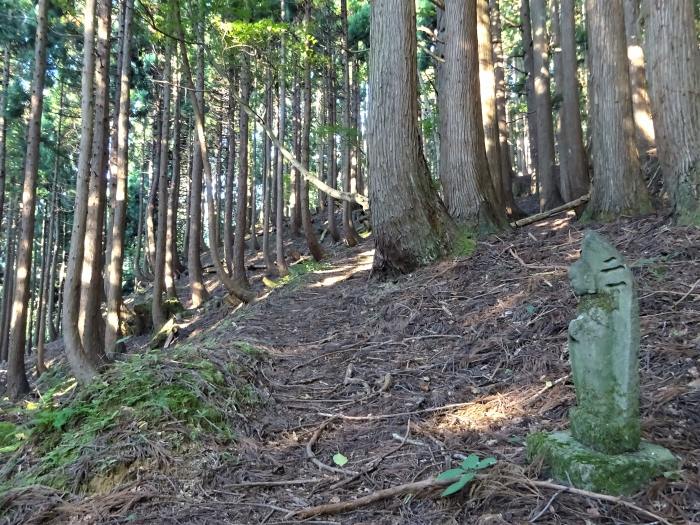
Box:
1 212 699 524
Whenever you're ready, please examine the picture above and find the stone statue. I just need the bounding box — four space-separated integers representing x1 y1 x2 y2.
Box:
527 231 677 495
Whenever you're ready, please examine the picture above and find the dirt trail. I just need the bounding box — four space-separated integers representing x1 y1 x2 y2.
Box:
3 215 699 524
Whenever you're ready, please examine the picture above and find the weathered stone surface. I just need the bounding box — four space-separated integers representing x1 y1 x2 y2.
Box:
567 231 640 454
527 431 678 495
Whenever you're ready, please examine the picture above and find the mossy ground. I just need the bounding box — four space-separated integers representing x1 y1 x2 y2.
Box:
263 259 331 289
527 431 679 495
0 343 265 494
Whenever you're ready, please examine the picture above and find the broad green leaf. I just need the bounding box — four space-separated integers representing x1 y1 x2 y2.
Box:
477 456 497 469
441 472 475 497
436 468 464 481
460 454 480 470
332 453 348 467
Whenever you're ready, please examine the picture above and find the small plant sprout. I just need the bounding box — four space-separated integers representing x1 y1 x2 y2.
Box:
437 454 497 497
332 452 349 467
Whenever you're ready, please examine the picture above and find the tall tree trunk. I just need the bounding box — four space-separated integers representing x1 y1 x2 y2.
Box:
7 0 49 398
174 0 256 303
644 0 700 225
558 0 590 202
145 99 160 276
437 0 507 231
0 47 10 238
250 121 260 252
167 56 183 292
352 57 364 198
341 0 360 247
530 0 562 211
290 71 302 238
262 78 274 272
186 11 209 307
276 2 289 276
233 59 251 287
35 202 50 375
584 0 651 220
521 0 539 198
105 0 133 354
489 0 524 218
134 130 148 283
326 56 340 243
624 0 656 159
476 0 503 206
152 45 173 331
80 0 110 353
301 0 324 261
1 196 17 362
63 0 105 385
224 72 236 273
368 0 456 273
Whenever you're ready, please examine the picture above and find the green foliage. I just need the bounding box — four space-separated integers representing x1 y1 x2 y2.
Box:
2 346 263 492
438 454 497 497
0 423 27 454
332 452 348 467
452 229 477 257
263 259 331 289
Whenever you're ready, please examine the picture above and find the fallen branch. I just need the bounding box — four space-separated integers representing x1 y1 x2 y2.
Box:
511 193 590 228
288 474 461 519
223 478 324 488
319 399 484 421
306 417 359 476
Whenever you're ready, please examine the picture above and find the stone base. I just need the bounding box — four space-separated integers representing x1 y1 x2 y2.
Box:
527 431 678 495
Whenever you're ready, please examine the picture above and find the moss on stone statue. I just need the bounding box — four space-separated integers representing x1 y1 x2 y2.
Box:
570 407 640 454
526 431 678 495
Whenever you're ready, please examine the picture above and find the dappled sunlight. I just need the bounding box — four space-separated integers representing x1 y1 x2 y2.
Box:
310 249 374 288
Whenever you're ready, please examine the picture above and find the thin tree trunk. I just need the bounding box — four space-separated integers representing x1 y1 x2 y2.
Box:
352 57 364 198
79 0 111 353
644 0 700 225
558 0 590 203
146 99 160 276
290 71 302 238
62 0 105 385
369 0 456 274
276 2 289 276
624 0 656 159
326 56 340 243
489 0 524 218
35 201 51 375
167 55 182 294
186 12 209 307
301 0 324 261
1 196 17 362
7 0 49 398
233 59 251 287
174 0 256 303
0 47 10 238
341 0 360 247
476 0 503 207
262 78 274 272
520 0 539 199
584 0 651 219
530 0 562 211
250 121 260 252
152 45 173 331
224 72 236 273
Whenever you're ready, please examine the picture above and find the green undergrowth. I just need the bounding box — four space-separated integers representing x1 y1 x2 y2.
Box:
452 228 477 257
264 259 331 289
0 343 266 494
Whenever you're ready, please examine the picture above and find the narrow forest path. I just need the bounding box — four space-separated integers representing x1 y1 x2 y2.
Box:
2 215 699 524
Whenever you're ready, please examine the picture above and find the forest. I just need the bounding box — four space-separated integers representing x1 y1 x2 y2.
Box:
0 0 698 523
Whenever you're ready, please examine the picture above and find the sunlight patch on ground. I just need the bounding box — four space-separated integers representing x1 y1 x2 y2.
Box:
311 249 374 288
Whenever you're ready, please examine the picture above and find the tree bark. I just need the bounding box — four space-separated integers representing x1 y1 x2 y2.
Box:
530 0 562 211
62 0 105 385
520 0 539 197
167 55 183 294
290 71 302 238
174 0 256 303
1 196 17 362
584 0 651 220
644 0 700 225
79 0 110 353
7 0 49 398
0 47 10 239
186 10 209 307
146 98 160 276
301 0 324 261
262 78 275 272
489 0 524 219
276 2 289 277
341 0 360 247
224 72 236 273
624 0 656 159
476 0 503 207
326 56 340 243
152 45 173 331
557 0 590 203
233 59 251 287
105 0 134 354
368 0 456 274
437 0 508 231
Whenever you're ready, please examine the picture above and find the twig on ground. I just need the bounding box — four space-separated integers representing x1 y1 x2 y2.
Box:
521 375 570 407
224 478 325 488
529 489 563 521
673 278 700 307
319 399 485 421
306 417 358 476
